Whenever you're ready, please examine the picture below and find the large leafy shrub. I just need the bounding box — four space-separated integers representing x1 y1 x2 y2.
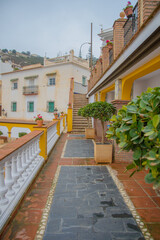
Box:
90 101 116 144
107 87 160 189
0 131 3 136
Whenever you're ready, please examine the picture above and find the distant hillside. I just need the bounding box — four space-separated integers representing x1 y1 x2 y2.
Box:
0 49 44 69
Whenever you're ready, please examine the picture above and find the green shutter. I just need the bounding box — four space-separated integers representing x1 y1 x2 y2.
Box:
11 102 17 112
29 102 34 112
82 76 86 85
49 102 54 112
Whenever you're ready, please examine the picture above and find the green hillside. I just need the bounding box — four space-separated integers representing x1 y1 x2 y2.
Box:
0 49 44 68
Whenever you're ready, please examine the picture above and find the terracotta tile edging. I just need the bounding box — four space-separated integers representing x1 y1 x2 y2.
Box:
35 166 61 240
107 166 154 240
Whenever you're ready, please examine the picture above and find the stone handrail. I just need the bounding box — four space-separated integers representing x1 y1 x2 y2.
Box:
47 121 59 155
0 131 44 232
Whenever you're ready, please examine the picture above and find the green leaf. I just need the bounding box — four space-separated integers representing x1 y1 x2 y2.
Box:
126 163 136 170
127 105 138 113
152 115 159 128
149 132 158 140
131 135 139 141
140 100 146 109
133 148 141 160
145 173 155 184
132 114 137 123
129 170 137 177
144 131 154 136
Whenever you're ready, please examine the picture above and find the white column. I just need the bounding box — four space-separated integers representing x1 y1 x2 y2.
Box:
5 158 15 197
0 162 8 205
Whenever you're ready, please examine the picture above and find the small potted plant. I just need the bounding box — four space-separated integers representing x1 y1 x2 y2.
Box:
54 112 59 119
34 114 43 127
60 111 64 116
123 1 133 18
78 103 95 139
106 40 113 50
90 101 116 163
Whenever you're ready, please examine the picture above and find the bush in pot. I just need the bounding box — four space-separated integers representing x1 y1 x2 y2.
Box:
78 103 95 139
90 101 116 163
106 87 160 192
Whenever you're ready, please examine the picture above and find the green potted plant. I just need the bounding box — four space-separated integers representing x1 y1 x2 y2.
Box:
106 40 113 50
123 1 133 18
78 103 95 139
91 101 116 163
0 131 3 136
19 132 27 137
34 114 43 127
106 87 160 194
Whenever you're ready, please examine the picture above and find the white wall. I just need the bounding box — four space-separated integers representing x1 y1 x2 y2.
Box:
1 61 90 120
132 69 160 99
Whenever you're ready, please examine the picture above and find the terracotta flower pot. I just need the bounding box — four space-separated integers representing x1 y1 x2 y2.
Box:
107 44 113 50
85 128 95 139
94 141 113 163
36 120 43 127
124 7 133 18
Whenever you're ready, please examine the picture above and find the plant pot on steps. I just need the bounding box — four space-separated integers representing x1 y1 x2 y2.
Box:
85 128 95 139
94 141 113 163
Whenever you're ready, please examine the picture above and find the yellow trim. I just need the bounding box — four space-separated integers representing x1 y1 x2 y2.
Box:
56 120 60 136
36 127 48 160
67 108 72 132
100 84 115 101
122 55 160 100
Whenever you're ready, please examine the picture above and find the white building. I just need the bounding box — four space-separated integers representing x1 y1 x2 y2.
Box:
1 50 90 121
0 58 13 116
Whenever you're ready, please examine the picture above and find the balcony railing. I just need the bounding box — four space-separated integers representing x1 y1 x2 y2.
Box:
124 2 138 46
23 85 39 95
109 49 113 65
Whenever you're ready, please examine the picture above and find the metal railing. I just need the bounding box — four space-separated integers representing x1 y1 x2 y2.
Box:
109 49 113 65
124 2 138 46
23 85 39 95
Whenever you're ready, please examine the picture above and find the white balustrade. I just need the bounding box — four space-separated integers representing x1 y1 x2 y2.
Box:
0 132 44 231
47 122 59 155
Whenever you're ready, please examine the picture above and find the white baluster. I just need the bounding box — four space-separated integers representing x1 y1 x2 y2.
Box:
22 149 28 178
5 158 15 197
12 155 20 189
0 162 8 205
29 144 35 169
17 152 24 183
26 146 32 174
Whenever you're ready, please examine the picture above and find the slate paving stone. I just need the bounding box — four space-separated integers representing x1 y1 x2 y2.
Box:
63 139 94 158
43 166 144 240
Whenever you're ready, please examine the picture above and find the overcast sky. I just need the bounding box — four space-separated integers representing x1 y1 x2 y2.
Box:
0 0 137 59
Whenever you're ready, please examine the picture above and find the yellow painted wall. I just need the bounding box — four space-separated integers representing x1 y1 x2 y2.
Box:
121 55 160 100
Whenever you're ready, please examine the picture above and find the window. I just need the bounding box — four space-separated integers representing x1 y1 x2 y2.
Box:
82 76 86 86
27 101 34 112
47 101 54 112
12 82 18 90
11 102 17 112
48 77 55 86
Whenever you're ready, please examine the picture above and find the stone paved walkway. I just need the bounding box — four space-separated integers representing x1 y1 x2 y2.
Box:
43 166 144 240
1 133 160 240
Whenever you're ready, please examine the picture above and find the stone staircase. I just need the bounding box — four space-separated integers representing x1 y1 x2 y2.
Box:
72 94 91 134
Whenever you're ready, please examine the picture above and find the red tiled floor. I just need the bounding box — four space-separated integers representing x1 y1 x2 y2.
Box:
125 186 147 197
137 208 160 222
146 223 160 240
1 133 160 240
130 196 157 208
151 196 160 207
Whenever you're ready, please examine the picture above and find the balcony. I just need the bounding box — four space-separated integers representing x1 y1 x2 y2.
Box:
23 85 39 95
109 49 113 65
124 2 138 46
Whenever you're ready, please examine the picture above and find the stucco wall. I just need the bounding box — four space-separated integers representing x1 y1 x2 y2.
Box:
1 62 90 120
132 69 160 99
